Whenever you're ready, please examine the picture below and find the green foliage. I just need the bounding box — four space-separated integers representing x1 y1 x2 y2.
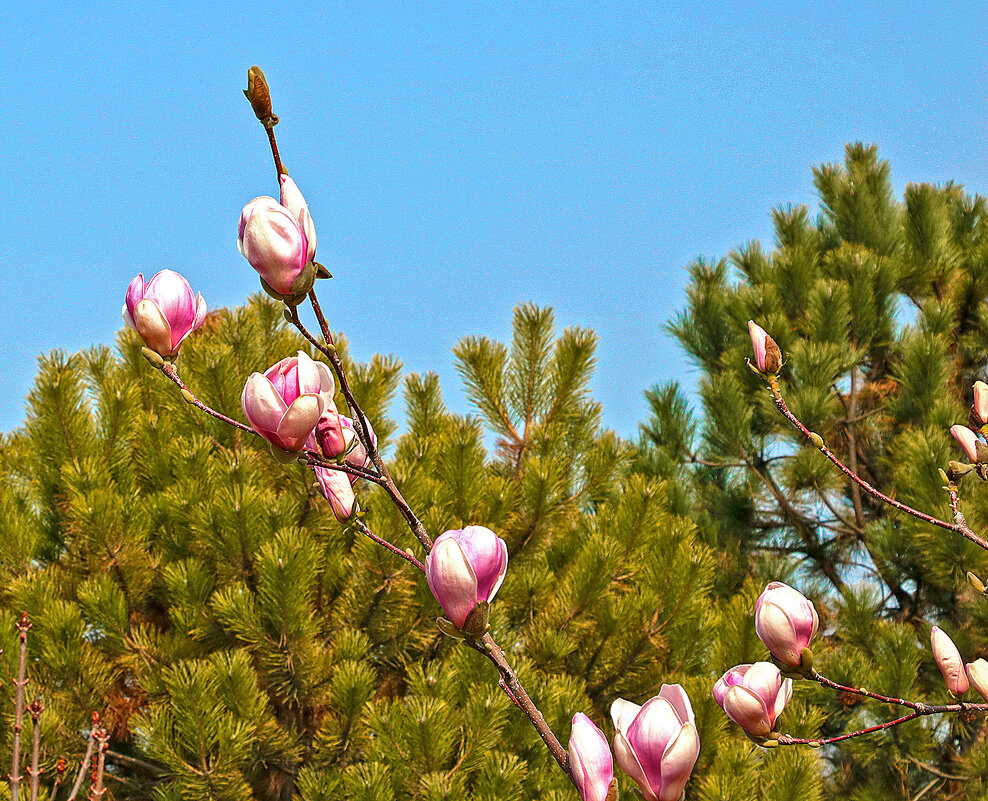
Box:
646 143 988 798
0 294 795 800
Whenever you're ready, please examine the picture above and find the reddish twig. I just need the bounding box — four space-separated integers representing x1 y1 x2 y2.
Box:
10 613 31 801
27 700 42 801
65 718 96 801
87 721 109 800
770 383 988 550
467 634 573 783
773 670 988 745
352 520 425 573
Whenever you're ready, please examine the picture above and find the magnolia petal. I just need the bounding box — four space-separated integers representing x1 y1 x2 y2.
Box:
132 299 173 357
723 686 771 737
742 662 782 701
242 373 289 435
486 536 509 602
277 394 324 451
610 698 642 735
755 601 800 666
613 730 657 801
426 537 479 628
772 678 793 722
627 697 680 785
146 269 195 339
657 722 700 801
456 525 506 601
125 274 145 319
659 684 695 727
294 350 322 395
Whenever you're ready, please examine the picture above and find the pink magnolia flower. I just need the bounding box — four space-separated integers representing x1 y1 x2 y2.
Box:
974 381 988 426
950 425 981 463
568 713 614 801
425 526 508 629
610 686 700 801
966 659 988 702
238 196 312 295
931 626 969 696
748 321 769 371
713 662 792 738
754 581 819 668
241 351 334 452
123 270 207 358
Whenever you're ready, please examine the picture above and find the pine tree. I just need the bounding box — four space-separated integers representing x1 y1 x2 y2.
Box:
0 294 830 799
648 143 988 799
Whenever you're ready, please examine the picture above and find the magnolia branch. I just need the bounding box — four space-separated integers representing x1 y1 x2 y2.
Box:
770 383 988 551
467 633 573 782
158 362 381 483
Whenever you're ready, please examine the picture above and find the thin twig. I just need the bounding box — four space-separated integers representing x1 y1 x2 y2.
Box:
352 520 425 573
160 364 381 482
10 613 31 801
288 301 433 551
770 383 988 550
27 700 42 801
50 758 67 801
65 726 95 801
466 633 573 783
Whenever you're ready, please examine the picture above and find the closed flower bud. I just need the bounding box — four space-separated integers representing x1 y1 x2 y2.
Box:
754 581 819 669
713 662 792 738
610 685 700 801
122 270 207 359
747 320 781 374
568 713 614 801
238 197 313 296
244 65 275 123
425 526 508 629
241 351 333 453
950 425 981 464
314 466 358 522
973 381 988 427
966 659 988 702
931 626 969 696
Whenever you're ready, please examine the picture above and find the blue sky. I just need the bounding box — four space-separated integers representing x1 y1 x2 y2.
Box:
2 2 986 437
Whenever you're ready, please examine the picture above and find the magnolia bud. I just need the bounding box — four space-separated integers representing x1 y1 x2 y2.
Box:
754 582 819 669
966 659 988 702
931 626 969 696
747 321 782 374
425 526 508 631
244 65 277 124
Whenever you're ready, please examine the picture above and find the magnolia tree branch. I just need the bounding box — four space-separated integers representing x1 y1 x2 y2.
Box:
467 634 572 779
770 382 988 551
157 360 381 483
286 299 433 551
